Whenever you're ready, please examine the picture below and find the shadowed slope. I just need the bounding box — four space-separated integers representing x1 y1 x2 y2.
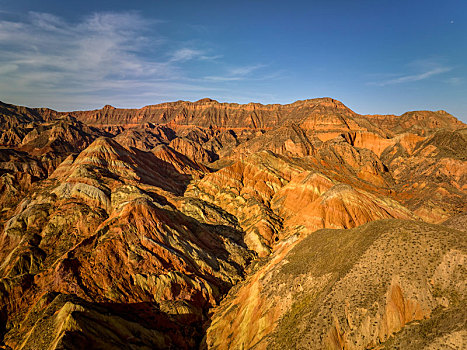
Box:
186 150 414 256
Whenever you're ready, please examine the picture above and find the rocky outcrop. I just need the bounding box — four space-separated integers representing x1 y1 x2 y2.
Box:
113 125 175 151
7 292 203 349
170 137 217 163
271 172 414 233
185 151 297 256
0 101 53 147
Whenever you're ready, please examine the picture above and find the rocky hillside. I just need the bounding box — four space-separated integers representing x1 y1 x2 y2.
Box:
204 219 466 349
0 98 465 349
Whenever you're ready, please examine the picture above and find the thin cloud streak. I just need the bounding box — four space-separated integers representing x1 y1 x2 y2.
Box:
169 48 222 63
204 64 267 82
370 66 452 86
446 77 463 86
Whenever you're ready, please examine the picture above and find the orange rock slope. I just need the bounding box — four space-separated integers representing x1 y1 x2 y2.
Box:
0 98 465 349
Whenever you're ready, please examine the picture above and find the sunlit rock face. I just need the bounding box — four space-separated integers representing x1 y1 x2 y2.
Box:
0 98 465 349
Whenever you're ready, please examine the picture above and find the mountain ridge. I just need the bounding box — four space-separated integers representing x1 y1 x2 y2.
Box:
2 97 463 131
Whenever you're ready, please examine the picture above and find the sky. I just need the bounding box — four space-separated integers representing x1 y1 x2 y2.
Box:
0 0 466 122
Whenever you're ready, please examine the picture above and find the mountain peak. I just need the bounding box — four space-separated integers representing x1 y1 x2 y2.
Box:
195 98 219 104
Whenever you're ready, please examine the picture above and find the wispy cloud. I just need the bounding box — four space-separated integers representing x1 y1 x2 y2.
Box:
0 11 282 110
205 64 267 82
446 77 463 86
169 48 221 62
369 60 452 86
0 11 232 109
170 48 204 62
0 12 177 84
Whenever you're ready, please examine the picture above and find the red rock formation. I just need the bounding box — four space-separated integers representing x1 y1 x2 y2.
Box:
0 97 465 349
366 110 465 136
0 136 251 348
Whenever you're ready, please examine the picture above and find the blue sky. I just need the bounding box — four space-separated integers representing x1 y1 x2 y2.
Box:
0 0 466 121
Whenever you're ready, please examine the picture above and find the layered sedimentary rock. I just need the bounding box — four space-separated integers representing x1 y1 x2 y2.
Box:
62 98 359 130
381 128 467 223
0 136 251 349
0 97 465 349
366 110 465 136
